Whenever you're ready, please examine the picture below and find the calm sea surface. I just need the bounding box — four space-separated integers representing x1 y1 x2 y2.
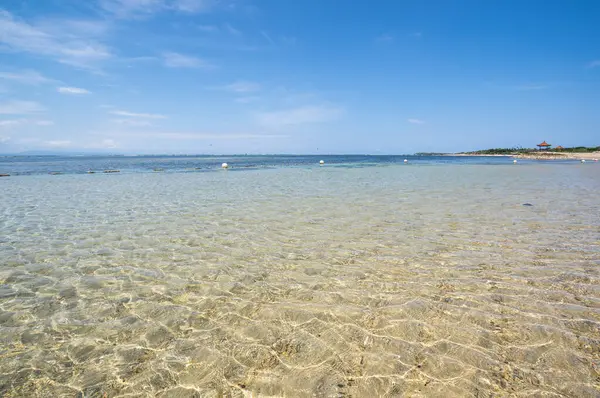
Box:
1 156 599 397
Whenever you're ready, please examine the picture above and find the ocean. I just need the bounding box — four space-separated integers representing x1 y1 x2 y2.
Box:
0 154 549 176
1 155 599 397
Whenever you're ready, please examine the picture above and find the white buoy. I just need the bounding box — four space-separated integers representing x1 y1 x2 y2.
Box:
319 160 324 165
581 159 586 163
221 162 228 169
513 159 517 164
404 159 408 163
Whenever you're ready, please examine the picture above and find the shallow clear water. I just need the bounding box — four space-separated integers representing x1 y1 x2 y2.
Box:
1 159 599 397
0 154 577 176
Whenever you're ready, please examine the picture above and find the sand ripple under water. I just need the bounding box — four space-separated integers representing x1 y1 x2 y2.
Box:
0 164 599 397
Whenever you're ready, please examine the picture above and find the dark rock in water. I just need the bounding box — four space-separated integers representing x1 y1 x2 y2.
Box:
153 168 164 172
522 203 534 207
103 170 120 173
0 173 9 177
0 286 17 299
20 330 46 345
82 276 104 289
58 286 78 299
49 172 62 175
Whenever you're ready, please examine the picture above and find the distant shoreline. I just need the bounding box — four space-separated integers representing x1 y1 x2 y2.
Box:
451 151 600 160
446 153 512 157
513 151 600 160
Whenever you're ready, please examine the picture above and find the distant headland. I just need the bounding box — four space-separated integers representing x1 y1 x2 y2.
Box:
437 143 600 160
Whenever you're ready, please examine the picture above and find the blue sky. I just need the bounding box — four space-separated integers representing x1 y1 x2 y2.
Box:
0 0 599 154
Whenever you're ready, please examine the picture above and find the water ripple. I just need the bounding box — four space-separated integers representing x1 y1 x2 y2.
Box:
0 164 599 397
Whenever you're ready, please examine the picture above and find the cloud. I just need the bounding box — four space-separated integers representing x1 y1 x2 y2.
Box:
257 105 344 127
197 24 218 32
85 138 119 149
586 60 600 69
407 118 425 124
261 31 275 45
235 96 260 103
163 52 210 68
281 36 297 46
0 100 45 115
0 119 24 128
0 70 56 85
173 0 214 12
58 86 91 95
111 110 167 119
111 119 153 126
59 47 111 68
224 23 241 36
99 0 166 17
99 0 216 18
44 140 72 148
0 136 10 143
222 81 261 93
375 34 394 43
0 11 111 69
410 32 422 38
114 131 287 140
36 120 54 126
0 119 53 127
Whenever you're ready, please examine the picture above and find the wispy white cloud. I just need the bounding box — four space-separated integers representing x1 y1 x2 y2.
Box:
224 23 241 36
85 138 119 149
44 140 72 148
408 118 425 124
198 24 218 32
257 105 344 127
0 119 25 128
111 119 153 126
113 131 287 140
375 34 394 43
586 60 600 69
111 110 167 119
58 86 92 95
0 100 45 115
0 135 10 143
222 81 261 93
122 56 158 64
36 120 54 126
162 52 210 68
173 0 215 12
99 0 164 17
281 36 297 46
0 119 53 127
0 70 56 85
235 96 260 103
59 47 111 68
99 0 216 18
34 17 110 37
410 32 422 38
0 11 112 70
261 31 275 45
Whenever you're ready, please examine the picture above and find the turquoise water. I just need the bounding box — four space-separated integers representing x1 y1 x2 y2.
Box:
0 154 575 176
1 157 599 397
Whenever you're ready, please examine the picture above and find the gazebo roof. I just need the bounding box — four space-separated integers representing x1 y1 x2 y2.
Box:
555 145 564 149
537 141 551 147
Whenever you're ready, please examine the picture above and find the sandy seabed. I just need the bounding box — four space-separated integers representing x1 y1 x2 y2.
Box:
1 164 599 397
